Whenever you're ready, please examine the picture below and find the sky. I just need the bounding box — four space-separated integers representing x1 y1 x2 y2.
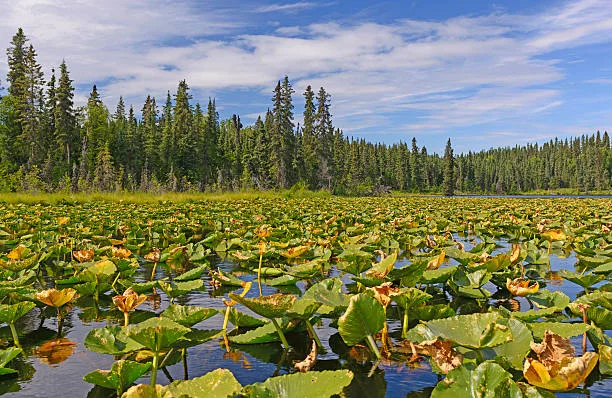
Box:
1 0 611 154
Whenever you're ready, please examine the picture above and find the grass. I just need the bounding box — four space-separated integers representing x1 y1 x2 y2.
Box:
0 189 332 204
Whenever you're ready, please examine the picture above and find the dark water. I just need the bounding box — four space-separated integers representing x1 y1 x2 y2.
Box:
1 243 610 398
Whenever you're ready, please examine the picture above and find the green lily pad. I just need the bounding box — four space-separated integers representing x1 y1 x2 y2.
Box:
419 266 457 284
242 370 353 398
490 318 533 370
528 291 570 310
158 279 204 299
527 322 589 340
0 347 21 375
228 293 296 319
599 345 612 375
125 317 191 351
266 275 299 286
227 308 268 328
425 313 513 349
0 301 35 324
338 293 385 346
84 326 143 355
559 270 605 288
431 362 521 398
164 368 242 398
83 360 151 395
160 305 218 327
175 264 209 281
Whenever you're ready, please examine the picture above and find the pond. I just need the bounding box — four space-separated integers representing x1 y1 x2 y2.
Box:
0 197 610 397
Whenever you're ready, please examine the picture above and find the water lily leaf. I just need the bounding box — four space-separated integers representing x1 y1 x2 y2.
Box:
228 293 296 319
121 384 163 397
411 304 456 322
425 313 512 349
366 251 397 278
210 269 244 286
83 360 151 394
287 298 321 319
174 264 209 281
125 317 190 351
598 345 612 375
511 307 561 322
160 304 218 327
431 362 522 398
266 275 299 286
158 279 203 298
444 247 480 266
419 266 457 285
472 254 511 272
490 318 533 370
86 260 117 277
527 322 589 341
302 278 349 314
528 291 570 310
574 290 612 310
174 329 224 349
559 270 605 288
338 293 385 346
541 229 567 242
163 368 241 398
286 260 325 279
280 245 310 259
405 323 438 343
84 326 143 355
0 301 35 324
390 287 432 309
229 319 295 344
227 308 268 328
0 347 21 372
242 370 353 398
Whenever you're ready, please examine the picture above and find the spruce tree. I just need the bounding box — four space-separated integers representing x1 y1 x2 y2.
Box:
54 60 76 169
443 138 455 196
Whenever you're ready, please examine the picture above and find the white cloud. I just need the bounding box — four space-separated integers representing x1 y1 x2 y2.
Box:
255 2 322 13
1 0 611 145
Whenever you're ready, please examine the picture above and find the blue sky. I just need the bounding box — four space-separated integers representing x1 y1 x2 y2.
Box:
1 0 611 154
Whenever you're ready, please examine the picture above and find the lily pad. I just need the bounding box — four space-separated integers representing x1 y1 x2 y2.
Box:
242 370 354 398
425 313 513 349
338 293 385 346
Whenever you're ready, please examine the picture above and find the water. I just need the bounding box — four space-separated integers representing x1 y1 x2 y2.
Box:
1 249 610 397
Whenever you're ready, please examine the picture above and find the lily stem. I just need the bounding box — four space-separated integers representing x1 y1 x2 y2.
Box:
402 308 409 339
150 351 159 387
123 311 130 328
305 319 324 350
9 323 21 349
365 334 382 360
257 252 263 297
271 318 290 349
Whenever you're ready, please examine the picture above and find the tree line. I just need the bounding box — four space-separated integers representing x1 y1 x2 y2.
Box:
0 28 610 195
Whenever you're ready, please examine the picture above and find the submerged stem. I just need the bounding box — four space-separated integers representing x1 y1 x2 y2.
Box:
271 318 290 349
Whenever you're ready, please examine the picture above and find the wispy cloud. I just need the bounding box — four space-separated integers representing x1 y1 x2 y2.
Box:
0 0 611 150
255 2 322 13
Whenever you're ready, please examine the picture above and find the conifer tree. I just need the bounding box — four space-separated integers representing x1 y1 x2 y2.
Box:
443 138 455 196
54 60 76 170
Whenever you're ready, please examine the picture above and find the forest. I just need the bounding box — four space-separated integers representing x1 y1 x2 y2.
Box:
1 28 611 195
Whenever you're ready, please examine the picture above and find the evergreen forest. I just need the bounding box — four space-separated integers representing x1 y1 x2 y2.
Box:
1 28 611 195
